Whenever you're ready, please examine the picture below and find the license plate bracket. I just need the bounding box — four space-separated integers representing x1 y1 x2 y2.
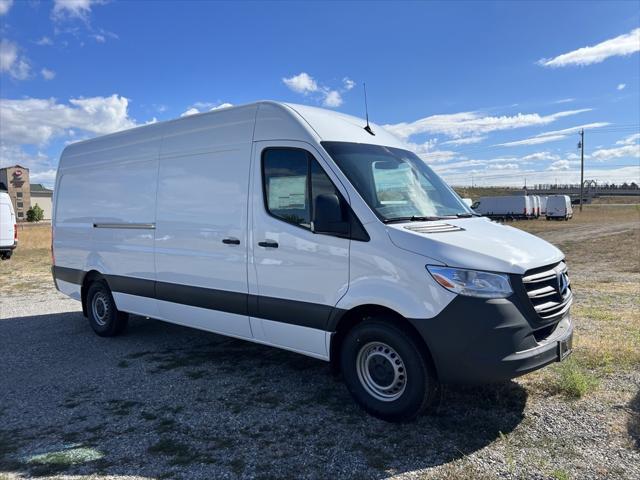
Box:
558 332 573 361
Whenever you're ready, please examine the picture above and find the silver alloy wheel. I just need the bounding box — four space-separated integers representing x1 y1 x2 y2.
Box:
91 292 110 327
356 341 407 402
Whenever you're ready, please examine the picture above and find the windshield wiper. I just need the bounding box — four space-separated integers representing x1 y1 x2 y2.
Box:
383 215 443 224
455 212 480 218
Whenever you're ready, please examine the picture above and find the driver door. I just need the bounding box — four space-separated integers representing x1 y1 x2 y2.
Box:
248 141 351 358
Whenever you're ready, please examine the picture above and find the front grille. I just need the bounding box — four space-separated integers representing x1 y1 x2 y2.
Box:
522 261 573 322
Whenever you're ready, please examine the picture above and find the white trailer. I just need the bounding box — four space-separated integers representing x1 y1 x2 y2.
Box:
472 195 532 219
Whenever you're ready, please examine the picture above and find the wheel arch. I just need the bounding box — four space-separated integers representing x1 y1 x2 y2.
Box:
328 304 437 379
80 270 107 317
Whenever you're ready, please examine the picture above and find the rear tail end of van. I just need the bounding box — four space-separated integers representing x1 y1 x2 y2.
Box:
0 192 17 260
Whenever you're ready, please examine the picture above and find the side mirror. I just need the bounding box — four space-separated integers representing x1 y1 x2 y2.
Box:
313 193 349 236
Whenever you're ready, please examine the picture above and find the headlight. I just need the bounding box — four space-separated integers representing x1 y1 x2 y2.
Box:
426 266 512 299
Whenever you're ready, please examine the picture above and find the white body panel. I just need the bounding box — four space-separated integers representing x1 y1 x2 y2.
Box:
473 195 531 217
546 195 573 219
154 105 256 338
0 192 16 249
540 196 548 214
53 100 566 364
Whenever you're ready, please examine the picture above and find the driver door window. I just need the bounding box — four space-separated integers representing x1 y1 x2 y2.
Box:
262 148 347 232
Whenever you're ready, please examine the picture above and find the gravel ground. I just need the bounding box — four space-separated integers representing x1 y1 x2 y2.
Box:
1 284 638 480
1 210 639 479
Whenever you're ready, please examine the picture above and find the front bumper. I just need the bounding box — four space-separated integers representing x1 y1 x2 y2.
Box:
408 294 573 384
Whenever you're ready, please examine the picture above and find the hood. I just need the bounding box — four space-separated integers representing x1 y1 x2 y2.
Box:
386 217 563 275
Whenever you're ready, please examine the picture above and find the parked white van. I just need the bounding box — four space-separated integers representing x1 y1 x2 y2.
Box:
540 195 548 215
0 191 17 260
52 102 574 421
532 196 541 218
471 195 532 219
546 195 573 221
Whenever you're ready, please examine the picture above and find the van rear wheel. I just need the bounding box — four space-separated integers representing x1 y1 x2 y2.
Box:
340 319 439 422
86 280 128 337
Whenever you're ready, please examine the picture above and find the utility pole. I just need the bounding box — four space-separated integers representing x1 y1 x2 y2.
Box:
579 129 585 212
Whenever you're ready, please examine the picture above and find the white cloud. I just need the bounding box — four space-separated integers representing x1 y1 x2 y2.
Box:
383 109 591 140
420 150 458 163
283 72 353 108
617 83 626 91
487 163 519 170
343 77 355 90
0 95 136 146
180 102 233 117
521 152 561 162
41 68 56 80
0 0 13 15
496 134 567 147
496 122 609 147
180 107 200 117
538 28 640 67
547 159 579 171
36 36 54 46
441 136 487 146
0 39 31 80
52 0 104 21
554 98 575 104
283 72 318 94
616 133 640 146
323 90 343 107
210 102 233 110
93 34 106 43
590 144 640 162
0 145 58 187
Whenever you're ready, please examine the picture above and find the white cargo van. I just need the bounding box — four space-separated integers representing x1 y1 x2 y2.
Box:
52 102 574 421
532 196 541 218
546 195 573 220
471 195 532 219
0 191 17 260
540 195 548 215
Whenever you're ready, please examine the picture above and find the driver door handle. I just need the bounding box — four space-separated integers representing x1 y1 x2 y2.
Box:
258 240 279 248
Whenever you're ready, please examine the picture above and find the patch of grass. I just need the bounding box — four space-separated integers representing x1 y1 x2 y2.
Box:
148 437 198 466
229 457 246 475
553 358 599 399
186 369 207 379
499 431 515 475
104 399 141 416
155 418 177 434
140 411 158 421
551 469 571 480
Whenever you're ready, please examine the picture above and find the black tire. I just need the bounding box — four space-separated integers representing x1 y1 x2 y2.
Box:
85 280 128 337
0 252 10 260
340 319 439 422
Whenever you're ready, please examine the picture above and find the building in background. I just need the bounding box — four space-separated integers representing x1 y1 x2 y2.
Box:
0 165 54 221
30 184 54 220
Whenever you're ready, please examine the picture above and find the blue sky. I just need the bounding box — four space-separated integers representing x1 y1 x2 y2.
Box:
1 0 639 187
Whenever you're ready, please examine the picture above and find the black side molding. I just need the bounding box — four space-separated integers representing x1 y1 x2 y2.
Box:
51 266 344 332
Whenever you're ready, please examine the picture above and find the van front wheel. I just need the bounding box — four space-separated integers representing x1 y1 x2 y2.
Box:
340 319 438 422
86 280 128 337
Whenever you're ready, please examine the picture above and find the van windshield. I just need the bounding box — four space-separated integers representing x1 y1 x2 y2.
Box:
321 142 472 222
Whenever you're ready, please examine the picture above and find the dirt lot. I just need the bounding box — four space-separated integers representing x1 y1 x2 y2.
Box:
1 205 639 480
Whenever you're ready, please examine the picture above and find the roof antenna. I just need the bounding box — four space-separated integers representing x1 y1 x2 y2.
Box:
363 82 375 136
